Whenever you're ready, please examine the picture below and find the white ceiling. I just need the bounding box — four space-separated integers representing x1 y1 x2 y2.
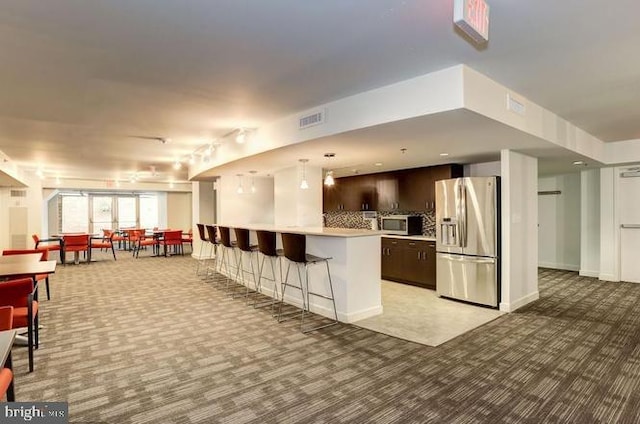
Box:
0 0 638 183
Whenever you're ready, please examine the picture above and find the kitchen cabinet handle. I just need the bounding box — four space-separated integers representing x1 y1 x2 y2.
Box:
621 224 640 229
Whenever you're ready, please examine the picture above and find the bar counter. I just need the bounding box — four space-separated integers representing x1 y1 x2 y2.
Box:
219 224 385 323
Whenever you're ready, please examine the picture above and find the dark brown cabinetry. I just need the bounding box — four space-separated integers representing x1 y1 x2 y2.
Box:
398 164 463 211
323 174 377 212
323 164 462 212
381 237 436 289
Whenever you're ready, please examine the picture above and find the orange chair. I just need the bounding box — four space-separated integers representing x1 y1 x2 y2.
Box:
32 234 63 264
159 230 184 256
2 249 52 300
102 229 126 250
91 232 117 260
0 306 15 401
127 229 145 254
63 234 90 264
0 278 39 372
134 230 159 258
0 305 13 330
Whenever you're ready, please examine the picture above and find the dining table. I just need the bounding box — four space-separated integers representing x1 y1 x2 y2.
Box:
0 253 44 264
0 260 57 280
0 330 16 401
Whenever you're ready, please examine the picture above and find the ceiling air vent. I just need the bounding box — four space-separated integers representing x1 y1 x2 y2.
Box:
299 109 325 130
10 189 27 197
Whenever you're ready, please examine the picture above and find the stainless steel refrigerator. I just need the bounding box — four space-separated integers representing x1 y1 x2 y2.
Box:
435 176 500 307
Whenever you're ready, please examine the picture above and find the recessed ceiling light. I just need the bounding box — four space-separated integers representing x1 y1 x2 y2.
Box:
374 162 383 167
440 153 450 157
573 161 586 166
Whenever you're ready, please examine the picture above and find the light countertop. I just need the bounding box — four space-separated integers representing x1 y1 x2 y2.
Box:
219 223 385 238
382 234 436 241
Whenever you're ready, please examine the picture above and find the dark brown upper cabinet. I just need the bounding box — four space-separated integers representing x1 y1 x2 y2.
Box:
398 164 463 211
323 173 378 211
323 164 462 212
376 172 401 211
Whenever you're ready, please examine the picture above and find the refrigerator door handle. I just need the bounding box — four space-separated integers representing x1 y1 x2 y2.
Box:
438 253 495 264
459 180 467 248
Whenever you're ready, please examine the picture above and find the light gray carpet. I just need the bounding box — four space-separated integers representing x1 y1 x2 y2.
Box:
10 253 640 423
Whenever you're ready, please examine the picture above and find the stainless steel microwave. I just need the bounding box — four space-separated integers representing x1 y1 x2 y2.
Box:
380 215 422 235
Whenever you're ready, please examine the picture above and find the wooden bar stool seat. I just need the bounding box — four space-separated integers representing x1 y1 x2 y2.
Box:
255 230 284 312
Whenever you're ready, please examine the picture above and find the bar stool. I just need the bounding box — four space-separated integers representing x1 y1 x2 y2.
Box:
195 224 210 275
255 230 284 312
278 232 338 333
233 228 259 301
217 226 238 291
204 225 220 281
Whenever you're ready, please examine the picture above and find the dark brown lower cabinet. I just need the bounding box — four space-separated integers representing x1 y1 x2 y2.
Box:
381 237 436 290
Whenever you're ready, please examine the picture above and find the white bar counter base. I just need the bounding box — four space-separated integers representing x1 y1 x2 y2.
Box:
219 224 384 323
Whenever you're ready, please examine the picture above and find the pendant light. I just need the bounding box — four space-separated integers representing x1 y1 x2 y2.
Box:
249 170 257 193
236 174 244 194
299 159 309 190
323 153 335 186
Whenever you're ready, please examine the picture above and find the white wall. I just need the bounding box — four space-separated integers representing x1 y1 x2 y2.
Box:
167 192 192 231
273 165 322 227
465 161 501 177
580 169 600 277
0 173 44 250
218 174 275 225
537 173 581 271
500 150 539 312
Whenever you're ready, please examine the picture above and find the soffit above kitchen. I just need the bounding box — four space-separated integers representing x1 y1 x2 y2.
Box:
0 1 638 184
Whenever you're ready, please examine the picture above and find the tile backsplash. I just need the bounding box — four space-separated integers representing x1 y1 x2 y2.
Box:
324 210 436 237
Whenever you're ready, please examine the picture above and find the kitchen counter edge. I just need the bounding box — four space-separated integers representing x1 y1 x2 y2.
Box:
219 224 385 238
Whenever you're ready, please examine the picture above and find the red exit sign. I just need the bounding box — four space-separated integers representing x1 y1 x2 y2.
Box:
454 0 490 44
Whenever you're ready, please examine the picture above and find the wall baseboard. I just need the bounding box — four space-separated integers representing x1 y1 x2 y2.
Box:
579 270 599 278
538 261 579 271
599 273 619 282
499 291 539 312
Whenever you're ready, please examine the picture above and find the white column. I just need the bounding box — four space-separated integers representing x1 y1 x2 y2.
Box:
191 181 215 258
500 150 539 312
580 169 600 277
598 167 619 281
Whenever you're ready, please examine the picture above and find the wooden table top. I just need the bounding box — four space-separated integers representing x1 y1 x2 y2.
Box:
0 260 57 279
0 330 17 368
0 253 44 264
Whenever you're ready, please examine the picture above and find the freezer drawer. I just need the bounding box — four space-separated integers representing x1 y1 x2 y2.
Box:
436 253 498 307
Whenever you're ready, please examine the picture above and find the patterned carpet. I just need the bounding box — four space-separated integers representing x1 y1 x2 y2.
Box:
10 253 640 423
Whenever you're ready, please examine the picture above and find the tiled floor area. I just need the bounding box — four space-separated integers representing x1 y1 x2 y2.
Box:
353 280 504 346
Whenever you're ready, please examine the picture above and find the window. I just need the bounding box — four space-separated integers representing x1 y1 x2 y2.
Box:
59 192 160 233
139 196 159 229
117 197 137 229
61 195 89 233
91 196 113 233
